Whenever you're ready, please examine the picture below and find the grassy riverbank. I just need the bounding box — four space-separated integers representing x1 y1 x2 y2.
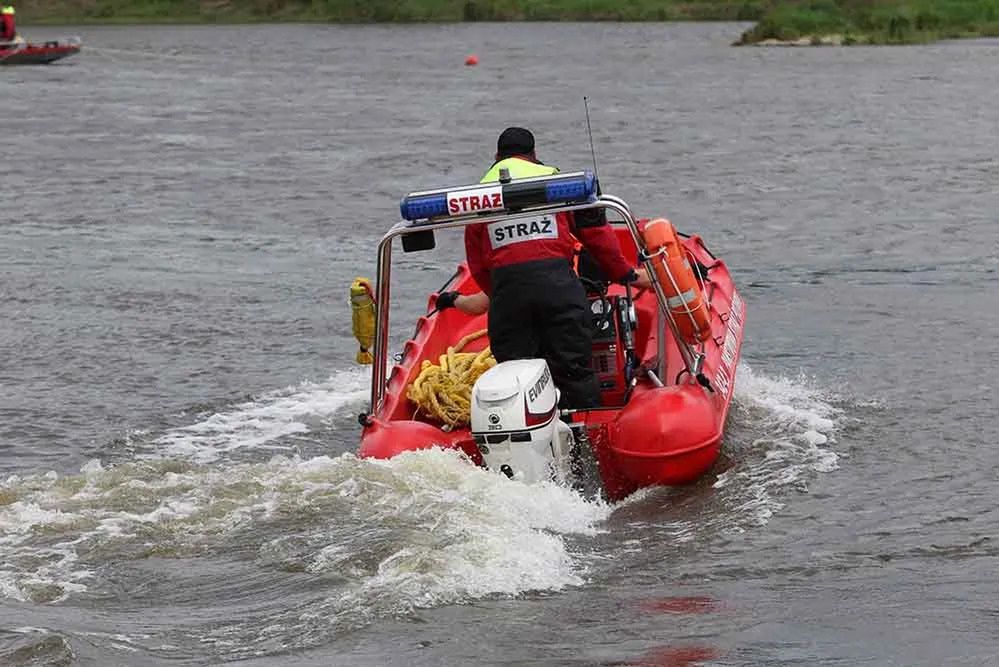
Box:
20 0 764 24
738 0 999 44
19 0 999 46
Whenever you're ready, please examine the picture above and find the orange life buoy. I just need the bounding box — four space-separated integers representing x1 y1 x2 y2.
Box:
641 218 711 344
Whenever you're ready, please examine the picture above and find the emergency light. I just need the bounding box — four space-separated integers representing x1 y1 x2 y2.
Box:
399 171 597 222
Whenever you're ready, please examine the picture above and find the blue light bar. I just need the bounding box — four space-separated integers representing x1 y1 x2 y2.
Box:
399 171 597 221
546 174 594 203
399 193 448 221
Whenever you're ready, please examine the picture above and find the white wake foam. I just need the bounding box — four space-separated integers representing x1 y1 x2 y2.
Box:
712 362 844 528
317 448 609 604
153 370 369 462
0 356 851 656
0 448 609 622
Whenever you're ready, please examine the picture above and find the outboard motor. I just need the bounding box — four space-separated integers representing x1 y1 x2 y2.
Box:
470 359 573 484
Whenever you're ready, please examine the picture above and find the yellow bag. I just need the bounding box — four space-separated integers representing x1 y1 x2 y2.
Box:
350 277 376 364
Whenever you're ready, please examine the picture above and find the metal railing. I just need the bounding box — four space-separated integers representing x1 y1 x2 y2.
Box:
369 196 703 415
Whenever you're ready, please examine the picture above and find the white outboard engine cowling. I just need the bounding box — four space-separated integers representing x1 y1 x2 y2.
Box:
470 359 573 484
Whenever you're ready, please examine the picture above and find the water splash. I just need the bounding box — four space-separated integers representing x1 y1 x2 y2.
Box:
0 358 855 661
205 449 611 658
713 362 844 529
151 370 369 462
0 447 609 656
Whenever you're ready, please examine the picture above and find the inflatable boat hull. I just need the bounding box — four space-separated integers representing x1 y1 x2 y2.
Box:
359 228 744 501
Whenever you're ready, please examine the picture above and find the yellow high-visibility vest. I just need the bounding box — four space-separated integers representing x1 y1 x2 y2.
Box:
480 156 558 184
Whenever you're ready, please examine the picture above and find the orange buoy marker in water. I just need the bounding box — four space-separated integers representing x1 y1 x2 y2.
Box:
465 54 479 66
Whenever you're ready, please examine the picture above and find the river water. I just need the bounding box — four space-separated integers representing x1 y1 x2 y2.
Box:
2 22 998 666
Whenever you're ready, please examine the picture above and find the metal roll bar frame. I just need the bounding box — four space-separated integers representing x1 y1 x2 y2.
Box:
369 196 705 416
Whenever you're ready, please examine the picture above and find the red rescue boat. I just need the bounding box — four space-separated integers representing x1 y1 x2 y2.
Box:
357 172 745 501
0 37 81 65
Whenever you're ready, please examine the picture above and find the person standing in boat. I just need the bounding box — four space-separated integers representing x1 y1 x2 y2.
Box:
0 5 17 44
440 127 651 409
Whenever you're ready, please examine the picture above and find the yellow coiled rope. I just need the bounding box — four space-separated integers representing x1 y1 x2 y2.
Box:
407 329 495 428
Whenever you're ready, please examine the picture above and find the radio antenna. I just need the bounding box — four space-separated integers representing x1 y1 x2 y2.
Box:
583 96 599 181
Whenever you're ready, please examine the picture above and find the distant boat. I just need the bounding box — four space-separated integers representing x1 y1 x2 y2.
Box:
0 36 80 65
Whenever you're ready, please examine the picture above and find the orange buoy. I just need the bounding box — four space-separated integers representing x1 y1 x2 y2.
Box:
465 54 479 66
641 218 711 344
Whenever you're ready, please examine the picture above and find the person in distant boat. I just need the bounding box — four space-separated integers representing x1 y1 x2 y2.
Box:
437 127 651 409
0 5 16 43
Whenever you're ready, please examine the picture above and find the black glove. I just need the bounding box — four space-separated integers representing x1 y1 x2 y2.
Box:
435 291 460 311
618 268 639 285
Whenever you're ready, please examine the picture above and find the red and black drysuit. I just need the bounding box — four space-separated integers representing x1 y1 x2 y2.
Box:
464 157 637 408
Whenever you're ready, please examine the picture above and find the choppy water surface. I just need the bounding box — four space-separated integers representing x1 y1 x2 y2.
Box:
2 22 998 666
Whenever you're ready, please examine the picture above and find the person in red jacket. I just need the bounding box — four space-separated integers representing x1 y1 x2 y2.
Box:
0 6 17 43
439 127 650 408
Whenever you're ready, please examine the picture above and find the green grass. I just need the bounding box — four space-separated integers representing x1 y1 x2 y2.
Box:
737 0 999 44
17 0 999 46
18 0 766 23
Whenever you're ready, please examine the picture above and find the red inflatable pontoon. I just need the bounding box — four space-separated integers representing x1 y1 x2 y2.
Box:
357 173 744 500
0 38 81 65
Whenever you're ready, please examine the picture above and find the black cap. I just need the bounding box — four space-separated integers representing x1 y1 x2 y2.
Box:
496 127 535 158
